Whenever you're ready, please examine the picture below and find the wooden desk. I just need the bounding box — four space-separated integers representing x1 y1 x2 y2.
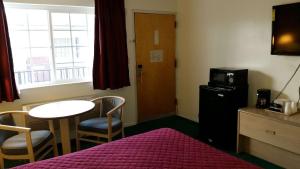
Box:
237 107 300 169
29 100 95 154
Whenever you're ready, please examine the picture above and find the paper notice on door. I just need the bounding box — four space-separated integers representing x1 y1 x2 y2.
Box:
150 50 164 62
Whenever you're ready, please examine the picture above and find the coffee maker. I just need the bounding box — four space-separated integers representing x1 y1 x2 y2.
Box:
256 89 271 109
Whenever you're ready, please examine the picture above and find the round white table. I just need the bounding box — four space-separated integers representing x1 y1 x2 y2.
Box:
29 100 95 154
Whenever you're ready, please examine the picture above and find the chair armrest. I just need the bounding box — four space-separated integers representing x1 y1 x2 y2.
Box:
0 111 29 128
106 104 124 136
106 103 125 116
0 124 31 133
0 113 34 157
92 96 125 117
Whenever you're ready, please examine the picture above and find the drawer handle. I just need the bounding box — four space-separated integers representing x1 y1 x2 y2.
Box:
217 94 224 97
265 130 276 135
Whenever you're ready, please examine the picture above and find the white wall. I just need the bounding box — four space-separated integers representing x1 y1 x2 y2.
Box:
176 0 300 121
0 0 177 126
8 0 298 125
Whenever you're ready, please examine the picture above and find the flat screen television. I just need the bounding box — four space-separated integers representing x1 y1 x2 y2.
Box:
271 3 300 56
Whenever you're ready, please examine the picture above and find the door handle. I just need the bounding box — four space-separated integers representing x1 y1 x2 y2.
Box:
136 64 143 82
137 64 143 69
137 64 143 75
265 129 276 135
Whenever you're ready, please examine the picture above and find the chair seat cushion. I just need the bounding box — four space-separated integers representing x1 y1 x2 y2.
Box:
79 117 122 134
1 130 53 155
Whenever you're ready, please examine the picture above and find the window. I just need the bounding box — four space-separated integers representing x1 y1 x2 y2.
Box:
5 4 94 89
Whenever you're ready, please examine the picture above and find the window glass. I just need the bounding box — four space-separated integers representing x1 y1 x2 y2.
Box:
6 8 27 30
70 13 87 30
54 47 73 65
9 31 30 48
51 13 70 30
73 47 89 63
53 31 72 47
72 31 88 46
29 31 51 47
11 48 30 71
28 10 49 30
5 5 94 89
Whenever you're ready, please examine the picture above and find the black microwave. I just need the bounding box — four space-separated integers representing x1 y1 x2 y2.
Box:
209 68 248 87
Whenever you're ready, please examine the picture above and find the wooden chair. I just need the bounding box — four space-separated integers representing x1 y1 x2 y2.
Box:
75 96 125 150
0 111 58 169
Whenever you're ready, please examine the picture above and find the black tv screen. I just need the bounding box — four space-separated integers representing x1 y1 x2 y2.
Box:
271 3 300 56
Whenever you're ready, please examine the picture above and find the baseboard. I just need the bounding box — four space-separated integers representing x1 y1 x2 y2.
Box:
176 114 198 123
137 112 176 123
124 122 137 127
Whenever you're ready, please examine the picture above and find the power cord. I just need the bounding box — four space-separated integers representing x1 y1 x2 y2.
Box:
272 63 300 103
298 86 300 107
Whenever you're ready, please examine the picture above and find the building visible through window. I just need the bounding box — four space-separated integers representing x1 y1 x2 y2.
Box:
5 4 94 89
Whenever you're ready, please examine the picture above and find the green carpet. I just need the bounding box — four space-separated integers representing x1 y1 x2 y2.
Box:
5 115 282 169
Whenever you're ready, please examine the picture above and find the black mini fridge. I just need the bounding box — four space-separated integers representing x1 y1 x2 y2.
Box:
199 68 248 152
199 85 248 152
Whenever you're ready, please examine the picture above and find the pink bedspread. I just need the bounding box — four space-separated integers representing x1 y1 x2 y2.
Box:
14 128 260 169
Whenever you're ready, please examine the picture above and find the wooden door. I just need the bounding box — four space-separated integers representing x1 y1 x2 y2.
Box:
135 13 176 122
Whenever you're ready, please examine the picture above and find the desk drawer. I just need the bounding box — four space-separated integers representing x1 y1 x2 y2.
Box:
239 112 300 154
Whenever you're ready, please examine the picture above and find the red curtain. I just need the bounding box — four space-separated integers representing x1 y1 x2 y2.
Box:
0 0 19 103
93 0 130 90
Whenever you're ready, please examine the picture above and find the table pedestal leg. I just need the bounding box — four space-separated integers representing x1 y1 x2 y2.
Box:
48 120 58 156
59 118 71 154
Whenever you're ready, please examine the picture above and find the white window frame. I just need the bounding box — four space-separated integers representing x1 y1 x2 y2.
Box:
5 2 95 89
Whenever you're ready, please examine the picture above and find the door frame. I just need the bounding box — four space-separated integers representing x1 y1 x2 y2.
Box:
132 10 177 123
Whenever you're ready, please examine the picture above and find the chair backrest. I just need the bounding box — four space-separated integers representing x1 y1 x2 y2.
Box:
0 114 17 146
91 96 125 118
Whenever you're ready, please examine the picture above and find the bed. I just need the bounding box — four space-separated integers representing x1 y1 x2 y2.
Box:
14 128 260 169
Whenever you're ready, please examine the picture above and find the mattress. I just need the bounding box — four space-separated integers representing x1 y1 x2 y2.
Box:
14 128 260 169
